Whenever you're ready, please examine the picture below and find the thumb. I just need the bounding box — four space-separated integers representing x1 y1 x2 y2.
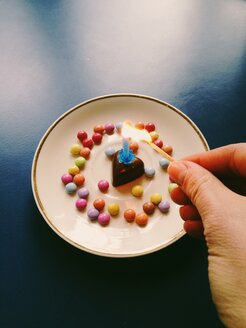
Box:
168 160 230 222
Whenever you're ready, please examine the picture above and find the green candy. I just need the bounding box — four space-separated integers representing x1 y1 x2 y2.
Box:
75 156 86 168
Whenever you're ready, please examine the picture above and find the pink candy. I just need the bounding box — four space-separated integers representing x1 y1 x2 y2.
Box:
98 179 109 192
104 123 115 135
61 173 73 184
75 198 87 210
98 213 110 226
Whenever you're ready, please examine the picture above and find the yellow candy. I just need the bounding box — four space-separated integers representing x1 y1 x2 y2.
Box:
131 185 144 197
150 193 162 205
70 144 82 156
150 131 159 141
68 165 80 175
168 183 178 194
108 203 120 216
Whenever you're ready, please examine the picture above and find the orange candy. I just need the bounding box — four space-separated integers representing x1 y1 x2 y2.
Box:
162 145 173 155
136 212 148 226
80 147 91 159
93 198 105 211
124 209 136 222
129 142 139 153
94 125 105 134
73 174 85 186
135 121 145 130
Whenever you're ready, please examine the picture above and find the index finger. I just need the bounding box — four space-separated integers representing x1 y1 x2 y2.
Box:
182 143 246 178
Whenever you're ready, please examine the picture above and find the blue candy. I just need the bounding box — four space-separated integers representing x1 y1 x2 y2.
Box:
145 167 155 178
159 158 169 169
65 182 77 194
105 147 116 158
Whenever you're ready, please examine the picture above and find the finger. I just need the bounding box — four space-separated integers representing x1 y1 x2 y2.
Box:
170 186 191 205
168 160 229 221
184 220 204 239
179 204 201 221
182 143 246 178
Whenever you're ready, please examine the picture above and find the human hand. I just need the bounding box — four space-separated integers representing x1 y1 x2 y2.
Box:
168 143 246 328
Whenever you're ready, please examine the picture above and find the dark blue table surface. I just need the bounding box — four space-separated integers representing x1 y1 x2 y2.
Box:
1 1 246 327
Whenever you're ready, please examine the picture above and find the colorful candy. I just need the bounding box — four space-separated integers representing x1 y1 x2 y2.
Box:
75 156 86 168
150 131 159 141
93 125 105 134
124 209 136 222
136 212 148 226
145 122 155 132
159 158 169 169
104 123 115 135
158 200 170 213
105 147 115 158
93 198 105 211
68 165 80 176
78 187 89 198
92 133 103 144
150 193 162 205
143 202 155 215
80 147 91 159
129 142 139 153
75 198 87 210
154 139 163 148
77 130 88 142
131 185 144 197
65 182 77 194
107 203 120 216
98 213 110 226
115 122 122 132
145 167 155 178
135 121 145 130
87 208 99 221
61 173 73 185
70 144 82 156
168 183 178 194
73 174 85 186
98 180 109 192
162 145 173 155
82 138 94 149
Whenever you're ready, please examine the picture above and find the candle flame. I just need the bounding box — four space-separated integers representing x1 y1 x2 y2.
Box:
121 121 152 142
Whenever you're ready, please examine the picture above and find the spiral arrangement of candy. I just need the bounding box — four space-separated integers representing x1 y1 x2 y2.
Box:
61 121 177 226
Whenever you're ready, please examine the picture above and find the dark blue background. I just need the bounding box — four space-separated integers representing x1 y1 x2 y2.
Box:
1 1 245 327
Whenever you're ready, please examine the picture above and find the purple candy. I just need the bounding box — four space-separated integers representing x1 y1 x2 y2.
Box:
158 201 170 213
61 173 73 185
75 198 87 210
78 187 89 198
87 208 99 221
104 123 115 135
98 213 110 226
98 179 109 192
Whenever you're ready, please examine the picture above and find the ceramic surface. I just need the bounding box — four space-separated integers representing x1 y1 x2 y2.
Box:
32 94 209 257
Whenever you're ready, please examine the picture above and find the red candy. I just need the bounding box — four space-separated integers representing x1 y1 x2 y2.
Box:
82 138 94 149
154 139 163 148
92 132 103 144
145 123 155 132
77 130 87 141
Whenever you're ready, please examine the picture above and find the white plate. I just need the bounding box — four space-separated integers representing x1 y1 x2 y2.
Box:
32 94 209 257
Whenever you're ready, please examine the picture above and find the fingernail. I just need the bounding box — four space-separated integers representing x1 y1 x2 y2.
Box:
167 161 188 185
